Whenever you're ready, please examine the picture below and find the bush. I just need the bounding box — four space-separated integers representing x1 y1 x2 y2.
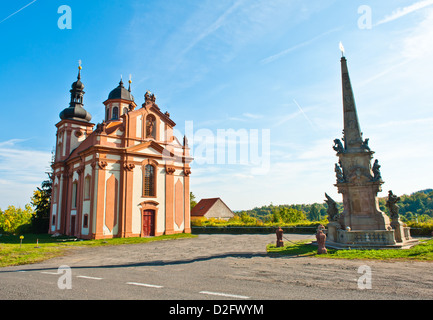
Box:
0 205 35 234
407 221 433 236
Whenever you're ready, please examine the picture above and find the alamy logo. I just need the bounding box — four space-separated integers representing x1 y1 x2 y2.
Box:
358 5 373 29
57 265 72 289
357 265 372 290
58 5 72 30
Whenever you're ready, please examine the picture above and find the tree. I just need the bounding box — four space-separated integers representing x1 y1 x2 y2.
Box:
30 179 52 233
268 207 306 224
0 205 34 234
308 204 320 221
190 192 197 211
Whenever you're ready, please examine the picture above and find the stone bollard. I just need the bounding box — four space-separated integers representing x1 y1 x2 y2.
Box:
276 227 284 248
316 225 327 254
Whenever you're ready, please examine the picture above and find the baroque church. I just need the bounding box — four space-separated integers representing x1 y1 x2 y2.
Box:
49 65 193 239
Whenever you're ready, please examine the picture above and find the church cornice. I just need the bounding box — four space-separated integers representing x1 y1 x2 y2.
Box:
56 119 95 129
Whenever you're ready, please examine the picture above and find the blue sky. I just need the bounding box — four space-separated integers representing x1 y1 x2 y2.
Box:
1 0 433 211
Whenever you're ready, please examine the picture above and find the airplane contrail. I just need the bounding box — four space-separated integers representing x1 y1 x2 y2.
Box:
293 99 316 130
0 0 38 25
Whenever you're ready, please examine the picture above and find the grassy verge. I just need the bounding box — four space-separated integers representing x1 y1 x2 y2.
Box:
0 233 197 268
267 239 433 261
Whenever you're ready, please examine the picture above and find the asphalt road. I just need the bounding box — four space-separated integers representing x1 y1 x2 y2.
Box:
0 234 432 302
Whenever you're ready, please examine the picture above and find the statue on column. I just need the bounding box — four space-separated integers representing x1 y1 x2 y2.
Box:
386 190 401 220
325 193 339 222
335 163 345 183
333 139 345 154
372 159 382 182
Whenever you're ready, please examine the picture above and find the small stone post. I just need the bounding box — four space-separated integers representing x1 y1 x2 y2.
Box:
276 227 284 248
316 225 327 254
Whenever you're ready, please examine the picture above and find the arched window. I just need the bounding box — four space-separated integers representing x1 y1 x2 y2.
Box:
143 165 155 197
84 176 91 200
53 185 58 203
106 108 110 121
112 107 119 120
71 182 78 209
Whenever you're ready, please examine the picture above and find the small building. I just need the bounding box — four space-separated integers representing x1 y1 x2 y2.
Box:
191 198 234 221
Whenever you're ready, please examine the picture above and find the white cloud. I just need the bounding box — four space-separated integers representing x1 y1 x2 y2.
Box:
401 8 433 59
260 27 341 64
0 139 52 209
243 113 263 119
179 0 245 57
376 0 433 25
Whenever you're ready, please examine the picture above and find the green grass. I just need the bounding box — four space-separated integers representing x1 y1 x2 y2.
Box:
0 233 197 268
267 239 433 261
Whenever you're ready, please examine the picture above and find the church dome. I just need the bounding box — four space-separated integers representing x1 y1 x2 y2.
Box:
72 78 84 91
108 79 134 101
59 66 92 123
60 106 92 122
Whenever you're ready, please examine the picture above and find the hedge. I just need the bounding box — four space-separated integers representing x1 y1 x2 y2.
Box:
192 225 322 235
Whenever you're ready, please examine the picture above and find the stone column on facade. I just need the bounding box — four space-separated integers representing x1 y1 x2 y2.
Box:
76 164 85 238
183 168 192 234
92 159 107 239
119 160 135 238
165 165 175 235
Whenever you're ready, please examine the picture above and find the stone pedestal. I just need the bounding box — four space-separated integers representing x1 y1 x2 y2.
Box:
327 222 340 242
391 219 413 243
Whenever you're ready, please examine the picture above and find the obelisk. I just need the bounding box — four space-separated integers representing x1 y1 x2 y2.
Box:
333 51 391 232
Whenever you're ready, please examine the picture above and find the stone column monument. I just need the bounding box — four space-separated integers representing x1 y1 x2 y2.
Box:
325 52 417 249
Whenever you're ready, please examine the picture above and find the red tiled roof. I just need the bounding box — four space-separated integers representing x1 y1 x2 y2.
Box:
191 198 220 217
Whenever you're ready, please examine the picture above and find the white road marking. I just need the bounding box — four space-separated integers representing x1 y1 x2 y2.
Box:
40 271 60 275
126 282 163 288
77 275 103 280
199 291 250 299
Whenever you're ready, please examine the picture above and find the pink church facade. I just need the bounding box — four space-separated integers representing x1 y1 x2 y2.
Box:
49 66 193 239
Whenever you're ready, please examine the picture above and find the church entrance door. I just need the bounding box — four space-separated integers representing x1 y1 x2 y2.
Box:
142 210 155 237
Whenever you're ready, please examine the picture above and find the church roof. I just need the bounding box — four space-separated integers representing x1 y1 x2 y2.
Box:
108 79 134 101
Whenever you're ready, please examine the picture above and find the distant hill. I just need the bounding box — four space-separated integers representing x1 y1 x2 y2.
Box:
411 189 433 195
240 189 433 223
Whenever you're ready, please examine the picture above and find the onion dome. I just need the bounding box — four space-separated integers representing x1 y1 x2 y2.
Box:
59 64 92 123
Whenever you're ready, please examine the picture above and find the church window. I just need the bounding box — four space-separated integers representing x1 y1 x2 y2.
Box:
71 182 78 209
112 107 119 120
84 176 91 200
53 186 58 203
143 165 156 197
83 214 89 228
106 108 110 121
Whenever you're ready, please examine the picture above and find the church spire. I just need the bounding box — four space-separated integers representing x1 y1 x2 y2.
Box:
341 55 363 151
59 62 92 122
